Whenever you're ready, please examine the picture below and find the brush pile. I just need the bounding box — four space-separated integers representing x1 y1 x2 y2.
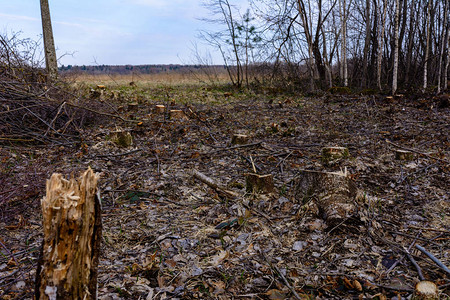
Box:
0 34 96 145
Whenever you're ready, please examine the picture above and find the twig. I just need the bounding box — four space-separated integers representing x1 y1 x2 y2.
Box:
407 225 450 233
404 247 425 280
259 250 301 300
249 155 257 173
386 233 420 275
95 148 142 158
191 169 240 198
386 139 449 164
210 142 262 154
415 244 450 275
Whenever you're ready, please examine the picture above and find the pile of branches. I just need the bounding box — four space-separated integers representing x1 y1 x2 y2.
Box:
0 34 102 145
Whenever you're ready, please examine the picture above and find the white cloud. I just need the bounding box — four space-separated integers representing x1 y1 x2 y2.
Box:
126 0 168 7
0 13 38 22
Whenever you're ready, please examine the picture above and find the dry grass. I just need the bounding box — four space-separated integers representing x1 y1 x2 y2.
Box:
65 69 231 88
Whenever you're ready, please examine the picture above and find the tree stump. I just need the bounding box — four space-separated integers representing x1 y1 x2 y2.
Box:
110 130 133 147
292 170 357 225
169 109 188 120
35 168 101 300
246 173 274 194
127 102 139 111
231 134 249 145
412 281 439 300
395 149 414 161
154 105 165 114
321 147 349 164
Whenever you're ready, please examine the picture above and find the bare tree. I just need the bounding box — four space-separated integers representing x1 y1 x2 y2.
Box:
392 0 401 94
40 0 58 80
339 0 348 86
376 0 388 90
423 0 432 91
437 0 449 93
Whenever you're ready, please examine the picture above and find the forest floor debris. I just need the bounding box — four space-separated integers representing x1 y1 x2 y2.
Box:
1 84 449 299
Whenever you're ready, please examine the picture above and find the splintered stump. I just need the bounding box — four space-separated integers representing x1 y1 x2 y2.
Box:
292 170 357 225
35 168 101 300
246 173 274 194
110 130 133 147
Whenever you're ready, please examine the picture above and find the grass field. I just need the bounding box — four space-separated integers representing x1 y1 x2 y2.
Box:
64 68 231 88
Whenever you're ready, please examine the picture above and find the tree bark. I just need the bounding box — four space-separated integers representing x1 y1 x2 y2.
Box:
377 0 387 90
392 0 401 95
362 0 372 87
339 0 348 86
35 168 101 300
423 0 433 92
40 0 58 80
292 170 357 226
437 0 449 93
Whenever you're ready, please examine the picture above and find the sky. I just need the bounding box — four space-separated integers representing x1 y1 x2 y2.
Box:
1 0 247 66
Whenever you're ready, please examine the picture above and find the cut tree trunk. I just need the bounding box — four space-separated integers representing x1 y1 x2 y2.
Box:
169 110 188 120
246 173 274 194
154 105 165 114
35 168 101 300
412 281 439 300
395 149 414 161
110 130 133 147
231 134 249 145
321 147 349 164
292 170 357 225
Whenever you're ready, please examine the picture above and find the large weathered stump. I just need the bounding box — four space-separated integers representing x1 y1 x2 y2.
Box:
292 170 357 225
35 167 101 300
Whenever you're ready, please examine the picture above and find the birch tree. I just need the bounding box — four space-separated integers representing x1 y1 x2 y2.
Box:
377 0 387 90
40 0 58 80
423 0 432 91
392 0 401 95
437 0 449 93
339 0 348 86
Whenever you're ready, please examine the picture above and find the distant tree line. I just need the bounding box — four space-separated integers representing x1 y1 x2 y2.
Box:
200 0 449 94
58 64 226 75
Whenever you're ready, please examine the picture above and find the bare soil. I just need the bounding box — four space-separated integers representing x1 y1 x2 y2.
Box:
1 86 449 299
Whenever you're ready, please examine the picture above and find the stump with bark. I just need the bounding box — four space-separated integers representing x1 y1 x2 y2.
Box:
231 134 249 145
413 281 439 300
169 109 188 120
35 168 101 300
155 105 165 114
246 173 274 194
292 170 357 225
395 149 414 161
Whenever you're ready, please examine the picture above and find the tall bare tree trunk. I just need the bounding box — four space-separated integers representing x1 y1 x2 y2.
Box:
339 0 348 86
297 0 316 91
377 0 387 90
437 0 449 93
405 0 417 85
445 32 450 91
392 0 401 95
40 0 58 80
362 0 372 87
423 0 432 92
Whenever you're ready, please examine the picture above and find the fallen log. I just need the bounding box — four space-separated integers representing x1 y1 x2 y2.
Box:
292 169 357 225
35 167 101 300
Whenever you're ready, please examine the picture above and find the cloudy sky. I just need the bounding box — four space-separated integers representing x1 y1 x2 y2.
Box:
1 0 247 66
